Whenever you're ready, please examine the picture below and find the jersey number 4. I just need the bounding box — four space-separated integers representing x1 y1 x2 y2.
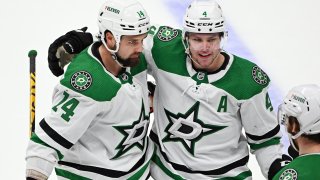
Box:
52 91 79 122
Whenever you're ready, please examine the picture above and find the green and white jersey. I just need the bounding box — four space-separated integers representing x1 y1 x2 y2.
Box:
144 26 282 179
273 154 320 180
26 44 154 180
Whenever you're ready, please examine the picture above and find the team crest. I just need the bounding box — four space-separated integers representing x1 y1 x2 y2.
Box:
279 169 297 180
197 72 205 81
121 73 128 81
70 71 92 91
157 26 178 42
252 66 268 85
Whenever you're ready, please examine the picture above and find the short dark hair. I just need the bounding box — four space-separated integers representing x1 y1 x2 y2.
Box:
302 133 320 143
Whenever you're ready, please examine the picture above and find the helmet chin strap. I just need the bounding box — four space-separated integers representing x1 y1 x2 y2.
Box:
101 35 126 68
288 129 305 152
288 133 300 152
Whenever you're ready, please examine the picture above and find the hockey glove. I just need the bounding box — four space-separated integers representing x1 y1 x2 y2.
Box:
48 27 93 76
288 144 299 160
267 154 292 180
147 81 156 113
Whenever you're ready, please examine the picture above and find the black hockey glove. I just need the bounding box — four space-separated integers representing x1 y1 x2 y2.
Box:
48 27 93 76
288 145 299 160
147 81 156 113
268 154 292 180
147 81 156 97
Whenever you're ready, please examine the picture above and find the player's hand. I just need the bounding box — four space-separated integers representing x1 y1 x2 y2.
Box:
48 27 93 76
287 145 299 160
268 154 292 180
26 169 48 180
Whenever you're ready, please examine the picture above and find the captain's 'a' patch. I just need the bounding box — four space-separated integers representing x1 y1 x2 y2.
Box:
252 66 268 85
157 26 179 42
70 71 93 91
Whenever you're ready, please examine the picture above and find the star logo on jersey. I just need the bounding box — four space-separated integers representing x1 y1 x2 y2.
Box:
252 66 268 85
112 102 149 159
157 26 179 42
279 169 297 180
70 71 92 91
162 101 227 155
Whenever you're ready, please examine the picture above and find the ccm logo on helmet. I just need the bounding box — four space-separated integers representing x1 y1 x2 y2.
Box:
138 22 148 27
198 23 214 26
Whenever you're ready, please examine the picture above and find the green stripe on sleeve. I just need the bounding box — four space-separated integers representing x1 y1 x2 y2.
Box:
55 168 91 180
30 132 64 160
248 137 281 151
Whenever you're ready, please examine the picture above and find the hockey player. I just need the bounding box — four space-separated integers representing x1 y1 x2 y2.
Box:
273 84 320 180
25 0 154 179
46 0 288 179
145 1 285 179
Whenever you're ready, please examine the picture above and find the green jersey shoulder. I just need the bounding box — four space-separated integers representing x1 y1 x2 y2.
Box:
273 154 320 180
147 25 189 76
60 47 121 102
213 55 270 100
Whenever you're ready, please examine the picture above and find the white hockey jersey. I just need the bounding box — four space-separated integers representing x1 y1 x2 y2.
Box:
144 26 282 179
26 43 154 180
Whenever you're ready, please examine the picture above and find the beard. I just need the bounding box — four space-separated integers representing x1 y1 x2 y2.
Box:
115 53 140 67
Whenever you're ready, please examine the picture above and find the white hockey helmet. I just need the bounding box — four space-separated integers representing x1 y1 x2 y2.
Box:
97 0 150 53
183 0 225 37
278 84 320 139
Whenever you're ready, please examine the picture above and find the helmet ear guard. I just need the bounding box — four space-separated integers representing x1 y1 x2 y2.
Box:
278 84 320 138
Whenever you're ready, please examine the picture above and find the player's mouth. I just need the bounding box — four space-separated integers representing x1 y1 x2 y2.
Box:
198 53 212 58
130 53 140 59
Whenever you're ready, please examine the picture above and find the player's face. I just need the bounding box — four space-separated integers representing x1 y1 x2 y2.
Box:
188 33 221 69
117 33 148 67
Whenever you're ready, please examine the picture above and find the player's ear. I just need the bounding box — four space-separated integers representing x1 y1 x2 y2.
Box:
287 117 300 135
105 31 116 49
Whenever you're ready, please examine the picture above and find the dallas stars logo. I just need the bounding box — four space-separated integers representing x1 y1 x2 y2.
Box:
252 66 268 85
163 102 226 155
279 169 298 180
70 71 92 91
157 26 179 42
112 102 149 159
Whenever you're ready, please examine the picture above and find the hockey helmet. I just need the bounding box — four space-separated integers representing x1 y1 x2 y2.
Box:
278 84 320 139
97 0 150 53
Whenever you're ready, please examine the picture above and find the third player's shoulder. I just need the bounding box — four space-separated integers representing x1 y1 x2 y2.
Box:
273 155 320 180
60 46 122 102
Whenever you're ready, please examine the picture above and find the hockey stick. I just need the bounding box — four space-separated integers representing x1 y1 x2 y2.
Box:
28 50 37 137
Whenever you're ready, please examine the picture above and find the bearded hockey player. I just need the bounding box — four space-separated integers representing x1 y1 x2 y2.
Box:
25 0 154 179
273 84 320 180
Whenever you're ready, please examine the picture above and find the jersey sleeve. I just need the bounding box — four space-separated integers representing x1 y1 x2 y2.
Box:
26 84 102 176
240 85 282 177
